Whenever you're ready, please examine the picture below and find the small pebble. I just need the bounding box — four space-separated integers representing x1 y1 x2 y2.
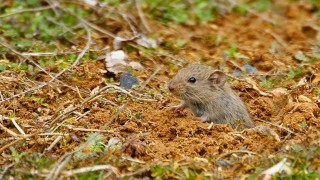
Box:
232 69 242 77
120 72 139 89
243 64 257 74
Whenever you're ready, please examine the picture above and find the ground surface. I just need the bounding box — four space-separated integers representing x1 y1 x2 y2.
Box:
0 0 319 179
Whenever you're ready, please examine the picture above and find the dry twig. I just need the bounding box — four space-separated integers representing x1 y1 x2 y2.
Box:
0 133 67 153
0 137 25 153
0 121 18 137
46 131 116 179
140 65 163 89
244 77 273 97
119 167 149 178
43 135 63 154
10 117 26 135
46 154 72 180
135 0 151 33
62 165 119 177
255 118 296 135
60 124 116 134
0 5 55 18
265 29 288 48
0 163 15 180
103 104 127 128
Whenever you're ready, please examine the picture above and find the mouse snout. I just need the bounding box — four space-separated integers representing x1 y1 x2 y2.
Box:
168 82 175 92
168 81 184 96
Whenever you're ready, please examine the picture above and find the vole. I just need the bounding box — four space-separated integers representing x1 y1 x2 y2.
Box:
168 63 254 129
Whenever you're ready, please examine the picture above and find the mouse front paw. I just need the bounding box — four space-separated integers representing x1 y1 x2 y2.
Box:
167 102 186 111
191 116 208 122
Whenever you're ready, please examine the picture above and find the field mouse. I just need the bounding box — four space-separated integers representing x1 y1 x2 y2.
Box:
168 63 254 129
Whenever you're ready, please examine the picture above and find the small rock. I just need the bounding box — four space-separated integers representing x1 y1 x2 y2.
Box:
243 64 257 74
105 50 127 68
232 69 242 77
120 72 139 89
136 35 157 48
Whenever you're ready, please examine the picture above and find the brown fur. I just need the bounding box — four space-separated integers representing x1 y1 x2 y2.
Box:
168 63 254 129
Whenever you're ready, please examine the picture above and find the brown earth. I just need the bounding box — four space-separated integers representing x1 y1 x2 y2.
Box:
0 1 320 178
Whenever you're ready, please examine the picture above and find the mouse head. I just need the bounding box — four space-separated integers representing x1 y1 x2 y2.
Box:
168 63 227 101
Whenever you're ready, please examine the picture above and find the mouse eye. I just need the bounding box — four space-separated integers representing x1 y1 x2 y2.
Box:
188 77 196 83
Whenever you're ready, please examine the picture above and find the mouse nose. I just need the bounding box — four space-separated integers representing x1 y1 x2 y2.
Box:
168 83 174 91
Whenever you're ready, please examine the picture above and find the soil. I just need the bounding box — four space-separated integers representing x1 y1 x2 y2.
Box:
0 1 320 178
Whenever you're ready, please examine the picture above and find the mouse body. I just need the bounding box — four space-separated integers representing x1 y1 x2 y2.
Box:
168 63 254 129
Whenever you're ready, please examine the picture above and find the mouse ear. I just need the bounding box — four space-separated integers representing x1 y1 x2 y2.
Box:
208 70 227 87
